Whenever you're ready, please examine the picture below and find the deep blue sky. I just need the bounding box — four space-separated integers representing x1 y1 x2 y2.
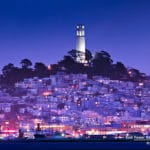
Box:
0 0 150 74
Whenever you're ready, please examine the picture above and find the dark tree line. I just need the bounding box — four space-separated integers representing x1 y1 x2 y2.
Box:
58 49 145 81
0 50 145 87
0 59 54 87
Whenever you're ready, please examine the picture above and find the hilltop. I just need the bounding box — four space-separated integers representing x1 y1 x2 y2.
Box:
0 49 147 88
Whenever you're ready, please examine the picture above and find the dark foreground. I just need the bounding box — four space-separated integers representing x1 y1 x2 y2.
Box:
0 141 149 150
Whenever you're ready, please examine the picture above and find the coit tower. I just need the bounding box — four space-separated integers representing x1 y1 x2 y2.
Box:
76 24 86 63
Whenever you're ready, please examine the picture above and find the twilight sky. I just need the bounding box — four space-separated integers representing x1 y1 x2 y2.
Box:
0 0 150 74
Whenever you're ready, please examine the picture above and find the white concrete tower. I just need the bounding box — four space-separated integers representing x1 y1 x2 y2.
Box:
76 24 86 63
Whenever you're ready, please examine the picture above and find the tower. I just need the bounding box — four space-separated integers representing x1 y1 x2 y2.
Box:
76 24 86 63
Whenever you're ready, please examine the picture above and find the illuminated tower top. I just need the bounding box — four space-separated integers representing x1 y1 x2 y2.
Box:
76 25 85 37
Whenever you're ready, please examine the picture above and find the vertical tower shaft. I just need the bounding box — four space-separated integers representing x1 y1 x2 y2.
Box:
76 25 86 63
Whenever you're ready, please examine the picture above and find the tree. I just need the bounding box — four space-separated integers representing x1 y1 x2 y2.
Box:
58 55 86 74
58 55 75 73
20 59 32 69
34 62 48 78
68 49 77 61
114 62 128 79
92 50 113 76
1 63 20 86
85 49 92 63
50 64 59 75
94 51 113 64
19 59 34 80
34 62 47 71
2 63 15 77
128 68 143 82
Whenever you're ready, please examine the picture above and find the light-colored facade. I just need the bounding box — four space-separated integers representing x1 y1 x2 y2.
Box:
76 24 87 63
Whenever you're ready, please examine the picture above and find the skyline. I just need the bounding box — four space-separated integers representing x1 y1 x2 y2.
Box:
0 0 150 74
